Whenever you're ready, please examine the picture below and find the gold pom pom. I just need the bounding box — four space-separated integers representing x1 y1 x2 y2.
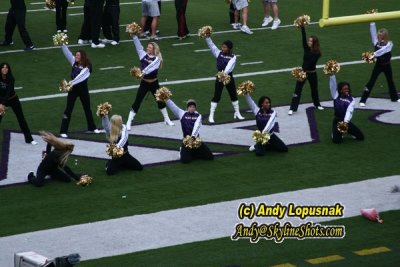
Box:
59 79 72 92
293 15 311 28
76 175 93 186
183 135 202 149
362 51 376 64
155 87 172 102
0 104 6 116
337 121 348 134
96 102 112 117
252 130 270 145
129 67 144 80
106 144 124 158
126 22 142 36
216 71 231 85
323 60 340 75
45 0 56 9
237 80 255 95
366 9 378 14
198 26 213 38
291 67 307 82
53 32 69 46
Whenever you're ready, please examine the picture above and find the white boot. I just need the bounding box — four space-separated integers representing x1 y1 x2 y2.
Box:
160 108 174 126
232 100 245 120
126 110 136 131
209 102 218 123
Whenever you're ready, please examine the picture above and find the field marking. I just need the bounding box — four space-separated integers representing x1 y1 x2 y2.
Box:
16 56 400 103
305 255 345 264
172 42 194 46
353 246 391 256
99 66 125 71
271 264 296 267
14 87 23 90
194 49 211 52
240 61 264 66
0 175 398 266
68 13 83 16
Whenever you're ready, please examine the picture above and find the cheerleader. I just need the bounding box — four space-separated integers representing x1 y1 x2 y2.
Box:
360 22 399 106
102 114 143 175
27 131 79 187
165 98 214 163
329 75 364 144
0 62 37 145
59 44 100 138
244 94 288 156
204 37 244 123
288 26 323 115
55 0 69 33
126 35 174 130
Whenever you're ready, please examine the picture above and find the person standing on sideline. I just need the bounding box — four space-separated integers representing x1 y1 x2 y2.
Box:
328 74 364 144
90 0 105 48
204 37 244 123
126 35 174 129
101 0 120 45
0 0 34 51
143 0 161 38
175 0 189 39
101 114 143 175
0 62 37 145
78 0 92 44
244 93 288 156
140 0 160 40
288 26 323 115
55 0 69 33
261 0 281 30
165 98 214 164
359 22 399 107
231 0 252 34
59 44 100 137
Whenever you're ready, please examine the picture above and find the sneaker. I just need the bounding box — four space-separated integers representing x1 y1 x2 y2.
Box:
359 102 366 107
57 30 62 33
0 41 13 46
240 25 253 34
262 16 273 27
139 33 148 38
91 43 105 48
30 140 38 145
78 39 88 45
93 129 101 134
149 35 159 41
24 45 35 51
316 106 324 110
27 171 35 183
271 19 281 30
111 41 119 46
249 145 255 151
288 110 293 115
63 29 68 33
232 23 241 30
60 133 68 138
102 38 113 44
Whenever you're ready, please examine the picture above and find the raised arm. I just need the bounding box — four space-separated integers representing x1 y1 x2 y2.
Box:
244 94 258 115
142 56 161 74
132 35 146 60
191 115 202 137
262 110 277 134
205 37 220 58
102 115 111 136
116 125 129 148
370 22 378 45
301 27 308 50
165 99 185 119
70 68 90 86
344 100 355 123
62 44 75 66
329 75 338 99
224 55 236 74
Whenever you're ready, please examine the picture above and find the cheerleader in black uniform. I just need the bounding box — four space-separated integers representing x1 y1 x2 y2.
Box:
359 22 399 107
244 93 288 156
0 62 37 145
55 0 69 33
126 35 174 130
204 37 244 123
28 131 79 187
165 98 213 163
288 26 323 115
329 74 364 144
59 44 99 138
102 114 143 175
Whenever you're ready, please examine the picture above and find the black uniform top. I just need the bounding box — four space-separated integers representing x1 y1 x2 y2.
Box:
0 76 15 105
301 27 320 71
105 0 119 6
10 0 26 9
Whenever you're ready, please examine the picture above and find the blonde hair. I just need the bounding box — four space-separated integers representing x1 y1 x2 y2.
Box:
109 115 123 144
149 42 163 68
40 131 74 167
377 28 390 44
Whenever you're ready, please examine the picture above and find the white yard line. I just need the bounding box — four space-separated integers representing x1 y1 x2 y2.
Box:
195 49 211 52
68 13 83 16
240 61 264 66
99 66 125 71
172 42 194 46
0 175 398 266
17 56 400 103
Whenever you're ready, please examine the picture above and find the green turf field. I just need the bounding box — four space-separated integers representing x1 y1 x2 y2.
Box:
0 0 399 266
